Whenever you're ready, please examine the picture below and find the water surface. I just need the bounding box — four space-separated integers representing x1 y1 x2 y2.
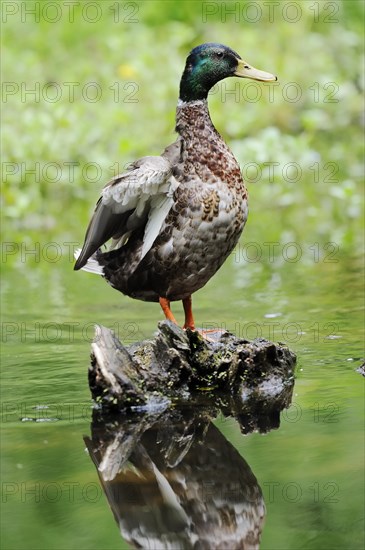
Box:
1 247 363 549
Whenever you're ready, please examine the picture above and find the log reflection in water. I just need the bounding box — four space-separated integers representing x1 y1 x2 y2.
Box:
84 397 293 549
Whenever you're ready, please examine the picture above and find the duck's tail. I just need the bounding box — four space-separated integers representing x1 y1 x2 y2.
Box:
73 249 104 275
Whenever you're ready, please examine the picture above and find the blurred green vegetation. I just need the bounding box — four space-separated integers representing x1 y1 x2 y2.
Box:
2 0 364 252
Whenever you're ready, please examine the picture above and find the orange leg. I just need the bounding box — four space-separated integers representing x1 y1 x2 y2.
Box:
182 296 195 330
159 297 177 324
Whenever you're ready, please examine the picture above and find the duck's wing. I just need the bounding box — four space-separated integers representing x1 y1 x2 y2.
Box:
74 156 179 271
162 138 182 165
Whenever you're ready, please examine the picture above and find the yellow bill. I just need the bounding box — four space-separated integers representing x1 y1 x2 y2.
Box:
234 58 277 82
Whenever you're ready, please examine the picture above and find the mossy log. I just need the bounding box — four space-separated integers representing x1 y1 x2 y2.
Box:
89 321 296 413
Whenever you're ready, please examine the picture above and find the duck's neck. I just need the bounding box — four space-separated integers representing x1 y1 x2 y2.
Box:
174 98 243 188
175 98 218 140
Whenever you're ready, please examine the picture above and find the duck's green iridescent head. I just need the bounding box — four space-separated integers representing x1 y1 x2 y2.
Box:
179 42 277 102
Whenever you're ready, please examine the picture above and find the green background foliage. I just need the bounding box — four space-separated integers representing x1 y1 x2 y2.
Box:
2 0 364 252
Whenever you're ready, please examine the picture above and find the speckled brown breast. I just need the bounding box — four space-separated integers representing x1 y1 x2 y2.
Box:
102 99 248 302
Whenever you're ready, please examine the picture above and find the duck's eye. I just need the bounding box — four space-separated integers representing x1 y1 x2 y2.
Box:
216 51 224 58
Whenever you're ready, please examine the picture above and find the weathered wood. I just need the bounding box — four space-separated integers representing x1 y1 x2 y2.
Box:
89 321 296 412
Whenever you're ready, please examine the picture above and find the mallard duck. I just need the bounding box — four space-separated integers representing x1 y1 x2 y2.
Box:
74 43 276 329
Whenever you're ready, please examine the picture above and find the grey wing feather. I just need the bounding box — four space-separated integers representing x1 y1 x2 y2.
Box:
162 138 182 165
73 199 126 270
74 156 178 271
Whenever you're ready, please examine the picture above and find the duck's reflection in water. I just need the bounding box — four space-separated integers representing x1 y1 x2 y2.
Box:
85 396 292 549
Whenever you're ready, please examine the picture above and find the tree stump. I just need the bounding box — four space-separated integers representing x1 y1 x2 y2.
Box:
88 321 296 415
